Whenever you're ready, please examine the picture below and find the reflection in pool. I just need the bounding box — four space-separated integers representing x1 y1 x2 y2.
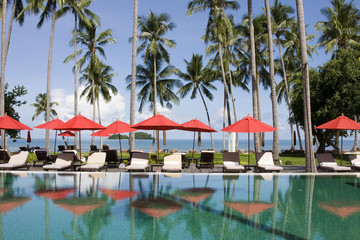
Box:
0 172 360 239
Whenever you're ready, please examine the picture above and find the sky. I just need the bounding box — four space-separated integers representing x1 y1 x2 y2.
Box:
4 0 359 141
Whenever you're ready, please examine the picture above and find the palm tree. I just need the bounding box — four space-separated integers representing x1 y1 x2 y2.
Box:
264 0 279 162
126 57 181 114
296 0 316 172
130 0 139 151
80 63 118 147
60 0 99 149
30 93 58 121
21 0 65 150
66 21 116 144
315 0 360 58
177 54 217 150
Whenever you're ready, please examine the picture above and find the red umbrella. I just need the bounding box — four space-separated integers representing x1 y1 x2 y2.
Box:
57 114 105 159
132 198 182 218
26 130 31 143
34 118 66 154
181 118 217 164
176 188 216 205
58 131 75 137
100 188 139 201
318 201 360 219
54 197 106 216
133 114 182 162
314 114 360 165
93 120 137 159
35 188 74 200
221 115 277 164
91 129 110 137
0 197 30 214
224 201 275 218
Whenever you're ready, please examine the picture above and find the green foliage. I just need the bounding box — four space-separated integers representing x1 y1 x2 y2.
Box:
108 134 128 139
108 132 153 140
4 83 27 138
291 49 360 152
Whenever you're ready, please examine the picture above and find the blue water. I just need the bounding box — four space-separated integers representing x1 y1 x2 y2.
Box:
7 137 358 153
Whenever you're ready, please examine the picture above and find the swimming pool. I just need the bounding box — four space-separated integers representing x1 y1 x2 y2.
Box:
0 172 359 239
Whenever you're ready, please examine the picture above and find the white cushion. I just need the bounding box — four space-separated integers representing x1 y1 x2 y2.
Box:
320 162 338 166
9 152 28 165
257 152 275 166
80 164 104 170
131 158 148 165
353 161 360 166
87 152 106 164
223 162 238 167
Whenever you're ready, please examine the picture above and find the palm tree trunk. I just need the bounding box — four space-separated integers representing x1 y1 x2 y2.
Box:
97 98 103 148
265 0 279 162
352 115 359 151
296 122 304 150
45 7 57 151
91 80 96 145
74 14 79 150
129 0 138 151
198 90 215 150
296 0 316 172
222 88 226 150
5 1 16 62
228 69 238 151
0 0 7 149
152 57 157 153
248 0 261 153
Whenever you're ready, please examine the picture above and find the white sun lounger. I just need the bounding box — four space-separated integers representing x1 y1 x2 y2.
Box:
349 154 360 171
79 152 107 172
126 152 149 172
222 152 246 172
162 154 182 172
316 153 352 172
256 152 283 172
0 151 29 170
43 152 75 171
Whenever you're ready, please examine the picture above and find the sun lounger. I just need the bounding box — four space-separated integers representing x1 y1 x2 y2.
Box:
102 145 110 151
58 145 66 152
315 153 352 172
0 149 10 163
34 149 52 166
199 150 215 168
90 145 99 152
0 151 30 170
43 152 75 171
79 152 107 172
162 154 182 172
104 149 120 167
126 152 149 172
348 154 360 171
255 152 283 172
222 152 246 172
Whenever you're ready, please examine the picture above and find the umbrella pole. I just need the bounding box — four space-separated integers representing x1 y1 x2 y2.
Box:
341 131 343 165
54 130 57 155
79 131 82 161
248 132 250 165
192 131 195 164
119 137 123 159
157 130 160 164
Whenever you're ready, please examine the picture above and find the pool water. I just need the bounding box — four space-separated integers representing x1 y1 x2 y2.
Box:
0 172 359 239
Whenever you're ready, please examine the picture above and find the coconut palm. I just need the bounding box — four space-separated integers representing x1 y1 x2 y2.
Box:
296 0 316 172
129 0 139 150
60 0 99 149
137 10 176 115
30 93 58 121
126 57 181 114
177 54 217 150
315 0 360 58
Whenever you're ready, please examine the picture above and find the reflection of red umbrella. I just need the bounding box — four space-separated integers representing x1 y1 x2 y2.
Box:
181 118 217 163
318 201 360 219
0 197 30 214
133 114 182 162
132 198 182 218
176 188 216 205
221 115 277 164
314 114 360 165
58 131 75 137
57 114 105 158
100 188 139 201
93 120 137 159
224 201 275 218
34 118 66 154
35 188 74 200
53 197 106 216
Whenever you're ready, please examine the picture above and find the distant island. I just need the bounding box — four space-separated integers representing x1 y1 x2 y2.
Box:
108 132 153 140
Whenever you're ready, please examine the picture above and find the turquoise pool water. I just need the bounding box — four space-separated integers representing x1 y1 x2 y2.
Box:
0 172 359 239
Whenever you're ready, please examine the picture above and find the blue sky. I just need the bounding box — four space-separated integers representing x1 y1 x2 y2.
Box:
4 0 359 140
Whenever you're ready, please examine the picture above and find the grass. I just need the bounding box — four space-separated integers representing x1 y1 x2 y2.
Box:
25 151 352 166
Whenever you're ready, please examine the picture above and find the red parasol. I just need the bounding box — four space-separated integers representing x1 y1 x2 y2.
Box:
34 118 66 155
93 120 137 159
181 118 217 164
224 201 275 218
91 129 110 137
176 188 216 205
314 114 360 165
100 188 139 201
35 188 74 200
57 114 105 159
53 197 106 216
26 130 31 143
58 131 75 137
132 198 182 218
133 114 182 162
0 197 31 214
221 115 277 164
318 201 360 219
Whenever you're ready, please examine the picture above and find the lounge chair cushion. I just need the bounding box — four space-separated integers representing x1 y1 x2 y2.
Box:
0 151 29 169
162 155 181 172
80 164 105 170
87 152 106 164
353 162 360 166
320 162 337 166
126 157 149 171
258 165 283 171
43 152 74 170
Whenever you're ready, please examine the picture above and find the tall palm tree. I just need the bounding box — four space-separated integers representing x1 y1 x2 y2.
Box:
177 54 217 150
30 93 58 121
60 0 99 149
264 0 279 162
315 0 360 58
1 0 8 148
126 57 181 114
130 0 139 151
296 0 316 172
21 0 65 150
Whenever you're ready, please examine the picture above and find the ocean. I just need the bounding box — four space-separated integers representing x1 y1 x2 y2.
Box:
6 137 358 153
